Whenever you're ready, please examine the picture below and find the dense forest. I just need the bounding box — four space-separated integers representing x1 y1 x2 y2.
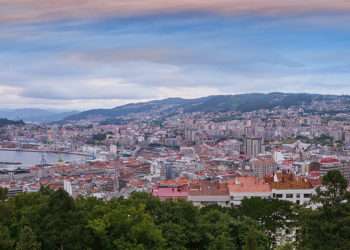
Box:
0 170 349 250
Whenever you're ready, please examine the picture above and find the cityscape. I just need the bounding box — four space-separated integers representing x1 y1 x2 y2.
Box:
0 93 350 248
1 93 350 202
1 1 350 250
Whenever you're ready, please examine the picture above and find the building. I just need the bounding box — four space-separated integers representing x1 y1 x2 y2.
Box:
164 162 176 180
319 157 350 182
243 137 263 158
251 155 277 178
319 157 342 176
63 179 73 196
227 176 272 206
267 173 315 205
188 181 230 207
7 186 23 197
341 161 350 183
152 179 189 201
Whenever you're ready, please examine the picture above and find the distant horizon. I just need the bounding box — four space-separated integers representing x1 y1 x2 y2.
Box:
2 91 350 112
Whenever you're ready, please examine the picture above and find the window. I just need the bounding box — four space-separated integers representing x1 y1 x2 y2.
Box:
304 193 312 198
296 200 300 205
296 193 300 198
276 194 283 198
286 194 293 199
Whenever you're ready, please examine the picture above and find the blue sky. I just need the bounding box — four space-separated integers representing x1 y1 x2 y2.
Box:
0 1 350 110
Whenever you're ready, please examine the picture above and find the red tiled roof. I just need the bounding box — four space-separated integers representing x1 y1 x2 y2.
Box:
265 173 313 189
228 176 271 193
152 187 188 198
320 157 339 164
189 181 229 196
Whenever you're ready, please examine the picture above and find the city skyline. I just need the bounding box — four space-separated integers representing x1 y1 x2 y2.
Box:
1 1 350 109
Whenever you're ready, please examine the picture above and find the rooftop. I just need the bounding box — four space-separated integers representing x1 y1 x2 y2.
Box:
228 176 271 193
152 187 188 198
265 173 313 190
189 181 229 196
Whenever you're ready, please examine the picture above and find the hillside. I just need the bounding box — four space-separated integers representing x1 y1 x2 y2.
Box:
64 93 347 122
0 118 24 127
0 109 78 123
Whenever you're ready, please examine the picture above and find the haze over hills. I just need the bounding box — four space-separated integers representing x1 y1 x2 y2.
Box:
0 118 25 127
64 93 350 123
0 109 78 123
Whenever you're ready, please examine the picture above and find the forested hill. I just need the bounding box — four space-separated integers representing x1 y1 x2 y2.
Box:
0 109 78 123
0 170 349 250
64 93 349 122
0 118 24 127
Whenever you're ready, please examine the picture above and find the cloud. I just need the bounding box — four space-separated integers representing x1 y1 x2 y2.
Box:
17 78 158 100
65 46 304 69
0 2 349 109
1 0 350 23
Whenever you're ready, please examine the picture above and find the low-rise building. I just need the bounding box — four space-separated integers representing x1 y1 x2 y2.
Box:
188 181 230 207
267 173 315 205
228 176 272 206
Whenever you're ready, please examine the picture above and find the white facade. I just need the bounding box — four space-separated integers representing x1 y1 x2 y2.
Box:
63 180 73 196
230 192 272 206
188 195 230 207
272 188 315 205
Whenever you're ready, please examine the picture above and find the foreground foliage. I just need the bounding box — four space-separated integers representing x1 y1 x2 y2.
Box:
0 170 349 250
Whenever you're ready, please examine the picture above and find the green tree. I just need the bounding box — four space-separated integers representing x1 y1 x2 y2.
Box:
314 170 348 209
0 189 280 250
299 170 350 250
0 225 14 250
208 233 237 250
240 197 296 247
38 189 90 250
276 243 294 250
16 226 41 250
243 231 257 250
127 193 201 249
88 203 165 250
0 187 7 201
198 209 236 249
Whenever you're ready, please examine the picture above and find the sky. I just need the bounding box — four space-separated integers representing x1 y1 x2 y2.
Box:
1 1 350 110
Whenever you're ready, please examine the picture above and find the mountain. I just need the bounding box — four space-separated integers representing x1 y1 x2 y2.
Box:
0 109 78 123
0 118 25 127
63 93 348 123
65 98 190 122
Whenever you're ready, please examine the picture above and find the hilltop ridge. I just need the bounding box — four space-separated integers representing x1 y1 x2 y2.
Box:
64 93 350 123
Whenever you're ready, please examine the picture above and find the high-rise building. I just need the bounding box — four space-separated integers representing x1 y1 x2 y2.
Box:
243 137 263 158
165 163 175 180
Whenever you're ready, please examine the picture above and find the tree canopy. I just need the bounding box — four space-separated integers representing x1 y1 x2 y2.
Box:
0 170 349 250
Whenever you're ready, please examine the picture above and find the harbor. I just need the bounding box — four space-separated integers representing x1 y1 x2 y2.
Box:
0 149 92 169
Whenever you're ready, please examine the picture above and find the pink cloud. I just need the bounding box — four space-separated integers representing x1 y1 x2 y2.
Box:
1 0 350 23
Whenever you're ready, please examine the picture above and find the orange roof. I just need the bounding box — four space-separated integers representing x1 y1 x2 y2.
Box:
189 181 229 196
159 177 189 187
265 173 313 189
227 176 271 193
